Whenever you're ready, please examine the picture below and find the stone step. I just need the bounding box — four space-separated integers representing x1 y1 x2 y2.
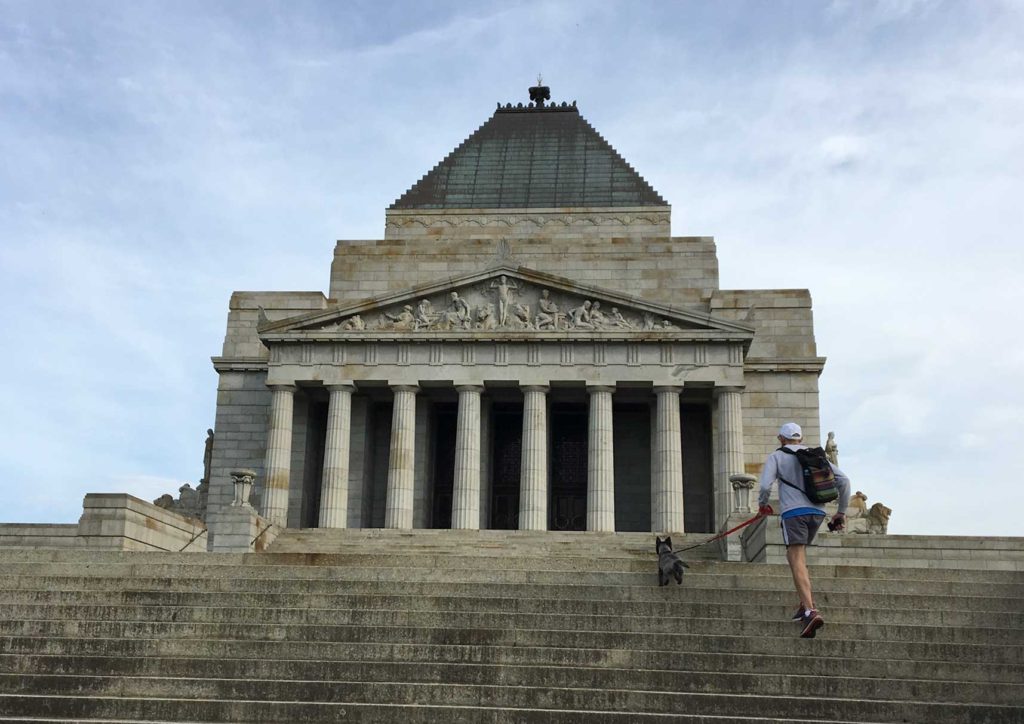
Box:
1 680 1021 722
3 547 1024 584
3 586 1022 615
0 696 903 724
3 600 1022 632
3 572 1021 600
0 657 1019 705
5 638 1020 684
4 621 1020 663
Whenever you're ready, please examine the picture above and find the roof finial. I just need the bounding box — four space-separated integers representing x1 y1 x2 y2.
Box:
529 75 550 108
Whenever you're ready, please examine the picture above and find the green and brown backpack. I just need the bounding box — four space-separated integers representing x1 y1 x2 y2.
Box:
777 446 839 504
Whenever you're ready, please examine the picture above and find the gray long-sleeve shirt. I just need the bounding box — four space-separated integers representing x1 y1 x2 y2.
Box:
758 444 851 516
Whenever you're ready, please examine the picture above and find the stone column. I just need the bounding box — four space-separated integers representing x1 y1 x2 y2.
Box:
385 385 419 529
652 386 685 534
587 385 615 532
717 386 747 521
261 385 296 527
519 385 549 531
318 384 355 529
452 385 483 529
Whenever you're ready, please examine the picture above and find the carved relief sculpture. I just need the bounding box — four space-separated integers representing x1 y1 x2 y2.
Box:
315 276 693 335
489 275 520 326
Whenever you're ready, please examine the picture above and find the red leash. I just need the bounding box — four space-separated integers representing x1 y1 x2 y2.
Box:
673 511 767 553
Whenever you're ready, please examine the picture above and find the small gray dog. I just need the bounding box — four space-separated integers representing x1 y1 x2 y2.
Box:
656 536 689 586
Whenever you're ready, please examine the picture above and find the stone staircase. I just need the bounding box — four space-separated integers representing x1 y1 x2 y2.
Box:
0 528 1021 723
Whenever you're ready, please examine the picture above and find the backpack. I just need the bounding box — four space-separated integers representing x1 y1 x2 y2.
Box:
777 446 839 504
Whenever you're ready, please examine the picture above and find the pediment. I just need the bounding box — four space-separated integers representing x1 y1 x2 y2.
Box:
259 265 754 340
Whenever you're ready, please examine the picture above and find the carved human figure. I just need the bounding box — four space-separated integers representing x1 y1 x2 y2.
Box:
384 305 415 331
609 307 633 329
660 320 679 331
489 275 520 326
534 289 564 330
825 431 839 466
340 314 365 331
590 301 609 329
568 300 594 329
414 299 435 330
443 291 471 329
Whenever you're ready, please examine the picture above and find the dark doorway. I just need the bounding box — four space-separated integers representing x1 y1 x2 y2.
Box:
682 404 714 533
489 406 522 529
301 397 329 529
550 407 588 531
431 405 457 529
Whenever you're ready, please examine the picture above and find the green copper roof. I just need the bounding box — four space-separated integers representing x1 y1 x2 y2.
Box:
390 104 667 210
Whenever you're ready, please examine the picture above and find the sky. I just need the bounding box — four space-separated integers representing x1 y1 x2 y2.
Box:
1 1 1022 536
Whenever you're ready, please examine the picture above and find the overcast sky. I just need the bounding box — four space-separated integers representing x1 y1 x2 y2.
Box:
2 1 1022 536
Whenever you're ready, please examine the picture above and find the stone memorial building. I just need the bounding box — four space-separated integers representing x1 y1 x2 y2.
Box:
205 85 825 549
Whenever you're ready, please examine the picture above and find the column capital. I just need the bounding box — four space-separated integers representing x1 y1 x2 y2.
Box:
653 385 683 395
326 383 356 393
390 384 420 394
521 385 549 394
455 384 485 394
267 384 297 393
716 385 745 395
586 385 616 395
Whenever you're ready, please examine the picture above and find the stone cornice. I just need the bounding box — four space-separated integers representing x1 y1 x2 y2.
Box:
211 356 268 373
744 357 827 373
259 330 752 344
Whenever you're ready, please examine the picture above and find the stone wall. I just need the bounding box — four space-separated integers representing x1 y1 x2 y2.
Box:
220 291 328 360
0 495 207 552
0 524 80 549
329 235 719 309
206 370 272 548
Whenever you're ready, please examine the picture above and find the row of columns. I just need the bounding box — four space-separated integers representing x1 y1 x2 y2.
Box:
259 383 745 534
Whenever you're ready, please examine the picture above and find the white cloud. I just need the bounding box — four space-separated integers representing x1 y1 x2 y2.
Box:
1 1 1022 537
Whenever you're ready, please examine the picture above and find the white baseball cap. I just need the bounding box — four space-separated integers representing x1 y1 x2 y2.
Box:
778 422 803 440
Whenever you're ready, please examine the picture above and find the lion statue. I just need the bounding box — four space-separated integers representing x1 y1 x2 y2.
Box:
835 491 891 534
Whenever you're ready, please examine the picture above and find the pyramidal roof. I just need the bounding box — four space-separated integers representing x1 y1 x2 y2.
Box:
390 86 667 210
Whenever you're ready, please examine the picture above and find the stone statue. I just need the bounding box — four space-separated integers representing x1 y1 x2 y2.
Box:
476 303 497 330
509 303 532 330
201 429 214 485
153 481 207 521
383 305 415 331
825 431 838 466
340 314 365 331
608 307 634 329
443 291 471 329
413 299 435 330
568 300 594 329
590 301 609 329
834 490 891 534
489 275 520 326
534 289 564 330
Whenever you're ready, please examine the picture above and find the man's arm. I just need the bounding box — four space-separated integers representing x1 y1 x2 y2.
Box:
757 454 778 509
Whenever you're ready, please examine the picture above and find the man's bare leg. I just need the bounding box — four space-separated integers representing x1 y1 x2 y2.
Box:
786 544 814 611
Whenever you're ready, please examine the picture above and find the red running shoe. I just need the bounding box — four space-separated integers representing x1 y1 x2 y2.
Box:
800 610 824 638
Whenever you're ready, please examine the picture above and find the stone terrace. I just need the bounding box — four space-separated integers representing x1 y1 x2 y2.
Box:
0 529 1022 722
